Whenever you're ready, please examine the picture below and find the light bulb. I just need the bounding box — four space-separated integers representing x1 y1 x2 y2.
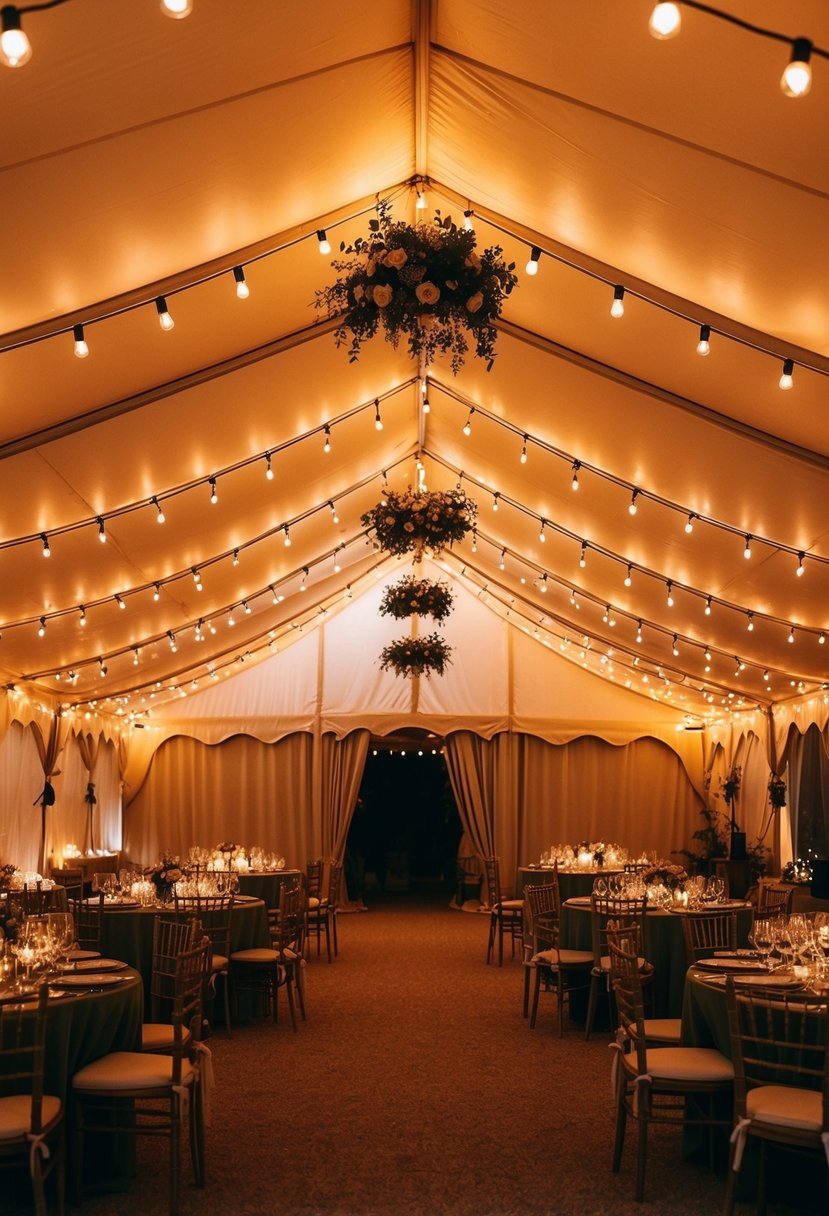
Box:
323 426 331 453
153 584 161 602
520 435 528 464
73 323 89 358
526 246 541 276
209 477 218 505
416 188 427 211
265 452 274 480
0 7 31 67
283 525 291 547
374 401 383 431
317 229 331 255
788 626 795 644
781 38 812 98
38 616 46 637
648 3 681 40
161 0 193 16
579 542 587 569
538 521 546 543
40 533 50 558
744 534 752 559
233 266 249 299
779 358 794 390
463 408 473 436
685 513 695 534
624 564 632 588
696 324 710 356
571 461 580 491
152 496 165 524
330 501 339 524
97 516 107 543
155 296 174 331
492 492 499 512
610 285 625 318
629 490 638 516
499 549 506 570
463 209 474 231
747 612 754 632
796 552 805 577
666 580 674 607
422 396 430 415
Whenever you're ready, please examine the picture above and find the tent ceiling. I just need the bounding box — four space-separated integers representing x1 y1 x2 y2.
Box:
1 0 828 727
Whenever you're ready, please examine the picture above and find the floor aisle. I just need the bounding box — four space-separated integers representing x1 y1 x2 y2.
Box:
13 886 828 1215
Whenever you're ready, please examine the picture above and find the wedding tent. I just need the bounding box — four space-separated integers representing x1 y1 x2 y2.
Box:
1 1 828 884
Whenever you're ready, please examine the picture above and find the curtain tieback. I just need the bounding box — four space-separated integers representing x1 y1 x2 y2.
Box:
729 1117 752 1172
27 1131 50 1177
194 1041 214 1125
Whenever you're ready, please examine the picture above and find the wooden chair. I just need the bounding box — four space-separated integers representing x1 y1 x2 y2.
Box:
174 892 234 1036
608 935 734 1201
723 978 829 1215
584 894 652 1040
483 856 524 966
230 882 306 1030
51 867 84 904
307 860 342 962
680 907 738 966
72 937 211 1216
523 880 592 1035
0 986 65 1216
758 882 794 916
142 916 202 1052
67 893 104 955
605 920 681 1045
21 882 46 917
305 859 323 956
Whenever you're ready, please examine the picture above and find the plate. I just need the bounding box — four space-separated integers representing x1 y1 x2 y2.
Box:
565 896 592 907
66 949 100 961
696 957 768 972
734 972 804 988
232 894 260 903
59 958 127 973
713 949 758 958
104 899 140 909
52 973 126 988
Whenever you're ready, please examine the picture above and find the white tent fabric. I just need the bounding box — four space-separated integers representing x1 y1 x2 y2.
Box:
1 2 828 871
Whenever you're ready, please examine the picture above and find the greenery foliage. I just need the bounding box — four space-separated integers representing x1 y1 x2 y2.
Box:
361 487 476 558
379 634 453 679
379 576 454 623
315 200 518 372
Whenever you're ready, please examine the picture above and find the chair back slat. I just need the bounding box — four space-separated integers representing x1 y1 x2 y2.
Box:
681 908 738 964
68 892 104 952
589 895 648 968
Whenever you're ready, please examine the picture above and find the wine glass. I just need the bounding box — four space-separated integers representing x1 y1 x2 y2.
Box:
45 911 76 967
749 919 773 970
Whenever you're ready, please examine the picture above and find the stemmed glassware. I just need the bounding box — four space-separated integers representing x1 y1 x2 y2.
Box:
748 919 774 970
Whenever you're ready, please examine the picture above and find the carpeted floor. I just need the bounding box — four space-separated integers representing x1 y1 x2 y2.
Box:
8 884 828 1214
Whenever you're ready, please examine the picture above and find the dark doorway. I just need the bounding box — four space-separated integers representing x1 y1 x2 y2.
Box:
346 733 463 903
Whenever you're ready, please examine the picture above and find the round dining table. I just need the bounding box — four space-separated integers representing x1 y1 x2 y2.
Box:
98 897 269 1014
237 868 303 908
560 899 755 1018
518 865 625 903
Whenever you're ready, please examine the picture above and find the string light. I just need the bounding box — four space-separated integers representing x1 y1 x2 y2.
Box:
499 548 506 571
151 496 165 524
192 568 203 591
571 460 580 491
422 394 430 415
796 551 805 576
636 621 643 644
788 626 796 644
747 611 754 632
167 631 177 652
374 400 383 431
820 633 826 646
781 38 813 97
243 601 252 614
696 324 710 356
283 525 291 547
672 634 680 656
161 0 194 17
744 534 752 559
300 568 308 591
99 658 107 678
629 489 639 516
40 532 50 558
624 563 632 587
463 408 474 436
209 477 218 505
610 285 625 318
648 3 681 39
525 246 541 276
520 435 528 464
232 548 240 566
153 584 161 602
666 579 674 607
232 265 249 299
538 519 546 543
265 452 274 480
333 548 341 573
0 5 30 66
471 528 478 553
72 323 89 358
779 358 795 390
463 209 474 231
705 594 712 616
329 500 339 524
317 229 331 255
96 516 106 543
323 426 331 454
115 594 126 611
685 513 696 534
155 296 174 331
492 491 500 512
539 574 547 592
579 541 587 568
133 648 140 666
37 616 45 637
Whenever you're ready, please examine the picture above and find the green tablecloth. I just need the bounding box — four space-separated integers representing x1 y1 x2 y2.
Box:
681 967 730 1054
560 902 754 1018
238 869 303 908
100 899 269 1014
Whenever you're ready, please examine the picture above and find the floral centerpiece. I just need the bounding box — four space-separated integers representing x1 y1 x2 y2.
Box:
0 862 15 891
379 576 454 623
145 853 182 900
315 200 518 372
643 861 688 891
362 486 476 560
379 634 453 679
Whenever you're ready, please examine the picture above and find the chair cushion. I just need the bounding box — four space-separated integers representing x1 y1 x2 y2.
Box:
600 954 649 972
0 1094 61 1141
497 900 524 911
747 1085 822 1133
307 897 320 909
642 1018 683 1043
533 949 593 968
73 1052 194 1092
141 1023 193 1051
210 953 229 971
230 948 278 964
623 1046 734 1084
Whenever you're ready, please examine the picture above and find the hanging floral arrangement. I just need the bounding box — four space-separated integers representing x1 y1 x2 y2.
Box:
379 576 454 623
768 775 787 808
362 486 476 559
379 634 453 679
315 200 518 372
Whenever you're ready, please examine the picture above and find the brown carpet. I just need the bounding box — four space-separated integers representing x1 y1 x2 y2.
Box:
9 886 828 1214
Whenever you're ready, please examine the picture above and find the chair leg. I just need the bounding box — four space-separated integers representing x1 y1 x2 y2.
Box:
584 973 600 1040
189 1079 205 1189
635 1102 649 1202
757 1139 768 1216
723 1137 740 1216
284 968 297 1032
497 911 504 966
221 971 232 1038
612 1088 627 1173
522 962 531 1017
170 1093 181 1216
486 913 495 964
332 909 339 957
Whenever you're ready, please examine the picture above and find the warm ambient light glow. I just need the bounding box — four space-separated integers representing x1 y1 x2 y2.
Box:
610 285 625 318
73 324 89 358
525 246 541 275
161 0 194 16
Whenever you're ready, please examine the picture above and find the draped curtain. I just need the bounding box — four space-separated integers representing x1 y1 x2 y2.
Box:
787 723 829 859
443 732 523 894
318 729 370 861
29 715 68 873
123 732 315 867
0 722 44 871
